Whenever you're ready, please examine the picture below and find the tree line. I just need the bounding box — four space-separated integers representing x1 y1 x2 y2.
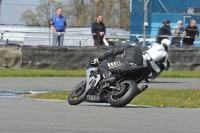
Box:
20 0 130 28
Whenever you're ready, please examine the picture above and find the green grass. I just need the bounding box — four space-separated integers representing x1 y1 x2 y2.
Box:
130 88 200 108
27 89 200 108
28 91 70 100
159 70 200 78
0 69 200 78
0 69 86 77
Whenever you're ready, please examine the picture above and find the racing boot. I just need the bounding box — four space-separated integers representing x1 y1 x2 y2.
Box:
147 71 158 82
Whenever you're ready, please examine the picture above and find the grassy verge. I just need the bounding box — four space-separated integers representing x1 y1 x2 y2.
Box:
159 70 200 78
27 91 70 100
0 69 200 78
0 69 86 77
27 89 200 108
130 88 200 108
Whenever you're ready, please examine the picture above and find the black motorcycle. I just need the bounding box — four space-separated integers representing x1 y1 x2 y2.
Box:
68 62 151 107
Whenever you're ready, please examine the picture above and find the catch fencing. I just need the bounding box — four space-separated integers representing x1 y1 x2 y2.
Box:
0 1 200 46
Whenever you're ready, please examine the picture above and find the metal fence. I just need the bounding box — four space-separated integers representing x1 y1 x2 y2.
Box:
0 1 200 47
0 1 131 46
0 26 131 46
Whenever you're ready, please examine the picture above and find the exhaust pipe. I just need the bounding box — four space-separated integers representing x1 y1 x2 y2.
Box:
142 85 148 90
138 85 148 92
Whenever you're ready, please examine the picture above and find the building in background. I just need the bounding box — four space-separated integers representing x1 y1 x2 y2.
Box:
130 0 200 46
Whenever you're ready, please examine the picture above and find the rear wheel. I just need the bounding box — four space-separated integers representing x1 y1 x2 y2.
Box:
109 79 138 107
68 80 86 105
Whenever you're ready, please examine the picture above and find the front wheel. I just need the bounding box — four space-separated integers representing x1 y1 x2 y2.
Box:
68 80 87 105
109 79 138 107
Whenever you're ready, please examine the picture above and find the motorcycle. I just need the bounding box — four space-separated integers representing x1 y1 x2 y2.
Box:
68 62 151 107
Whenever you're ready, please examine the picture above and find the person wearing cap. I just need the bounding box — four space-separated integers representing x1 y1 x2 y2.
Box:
183 19 199 47
156 19 171 44
171 20 186 47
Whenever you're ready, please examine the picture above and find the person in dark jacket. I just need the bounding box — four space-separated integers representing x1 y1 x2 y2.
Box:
183 19 199 47
91 15 106 46
93 42 143 80
156 19 171 44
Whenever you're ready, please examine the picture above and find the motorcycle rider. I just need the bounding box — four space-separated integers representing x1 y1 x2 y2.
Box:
93 41 143 82
143 39 170 81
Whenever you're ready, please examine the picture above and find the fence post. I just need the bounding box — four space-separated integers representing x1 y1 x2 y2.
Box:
79 39 81 47
0 0 2 23
6 36 8 44
143 0 151 47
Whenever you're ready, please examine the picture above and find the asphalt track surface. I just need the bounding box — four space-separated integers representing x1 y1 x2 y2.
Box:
0 77 200 91
0 77 200 133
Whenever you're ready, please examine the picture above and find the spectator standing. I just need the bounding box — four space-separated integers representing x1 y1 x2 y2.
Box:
171 20 186 47
183 19 199 47
91 15 106 46
156 19 171 44
50 7 67 46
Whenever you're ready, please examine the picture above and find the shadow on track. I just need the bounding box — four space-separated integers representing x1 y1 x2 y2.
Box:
80 102 154 108
143 81 185 84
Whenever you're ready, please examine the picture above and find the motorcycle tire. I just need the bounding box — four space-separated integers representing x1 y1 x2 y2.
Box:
68 80 87 105
109 79 138 107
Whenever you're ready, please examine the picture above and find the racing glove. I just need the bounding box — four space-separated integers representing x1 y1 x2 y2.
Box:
94 57 104 64
94 58 100 64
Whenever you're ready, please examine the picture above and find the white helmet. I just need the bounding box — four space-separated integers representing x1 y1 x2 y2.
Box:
161 39 170 47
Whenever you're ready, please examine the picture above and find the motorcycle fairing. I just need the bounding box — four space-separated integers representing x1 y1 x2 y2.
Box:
114 66 151 84
85 67 101 92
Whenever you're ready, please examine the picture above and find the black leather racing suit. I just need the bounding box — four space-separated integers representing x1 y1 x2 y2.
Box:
97 45 143 78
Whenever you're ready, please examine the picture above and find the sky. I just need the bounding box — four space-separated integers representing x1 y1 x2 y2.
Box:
2 0 40 5
0 0 70 25
2 0 69 4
